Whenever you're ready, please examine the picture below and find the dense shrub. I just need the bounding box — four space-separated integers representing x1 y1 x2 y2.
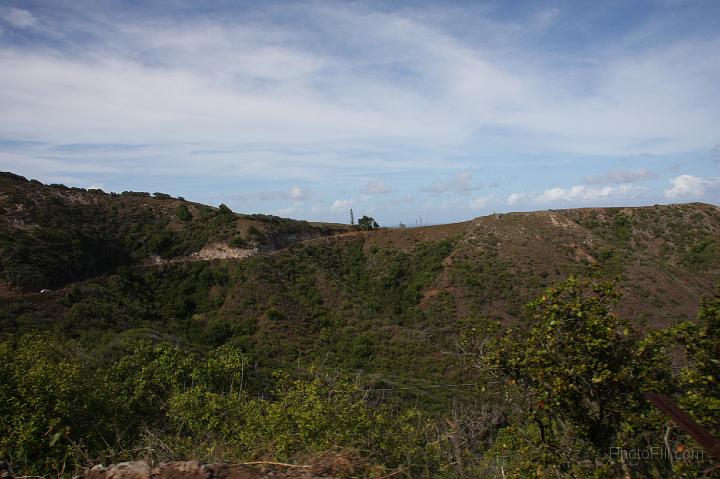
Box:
357 215 379 230
0 334 104 475
176 204 192 221
0 337 443 476
462 278 720 477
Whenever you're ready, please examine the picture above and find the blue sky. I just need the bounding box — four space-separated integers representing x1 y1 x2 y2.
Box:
0 0 718 225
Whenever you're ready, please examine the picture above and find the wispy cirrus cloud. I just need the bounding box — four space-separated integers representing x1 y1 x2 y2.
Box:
469 195 495 210
0 7 37 28
583 169 658 184
257 186 311 201
365 179 392 195
421 172 482 194
330 199 353 212
2 3 718 155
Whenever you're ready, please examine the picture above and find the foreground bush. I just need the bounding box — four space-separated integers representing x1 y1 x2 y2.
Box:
0 338 442 477
462 277 720 478
2 278 719 478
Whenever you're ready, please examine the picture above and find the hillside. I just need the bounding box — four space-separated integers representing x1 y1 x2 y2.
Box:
2 173 719 390
1 172 719 477
0 172 349 291
0 174 720 398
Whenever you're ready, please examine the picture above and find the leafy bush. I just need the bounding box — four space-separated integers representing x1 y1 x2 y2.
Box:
676 289 720 437
246 226 266 243
176 204 192 221
229 235 248 248
682 237 720 272
167 370 441 474
0 334 105 475
463 277 676 476
0 336 442 476
357 215 379 230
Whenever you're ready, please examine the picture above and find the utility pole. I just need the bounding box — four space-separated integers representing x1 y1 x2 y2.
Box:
350 208 354 225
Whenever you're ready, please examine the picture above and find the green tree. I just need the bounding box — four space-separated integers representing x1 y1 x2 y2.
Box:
176 204 192 221
102 341 199 424
466 277 674 474
218 203 233 215
0 334 106 475
676 288 720 436
660 287 720 476
357 215 379 230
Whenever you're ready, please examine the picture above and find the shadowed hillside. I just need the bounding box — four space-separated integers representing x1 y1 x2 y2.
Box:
0 172 349 290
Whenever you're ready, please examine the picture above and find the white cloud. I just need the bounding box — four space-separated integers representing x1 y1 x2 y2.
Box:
664 174 720 199
583 169 658 184
365 179 392 194
0 6 717 162
276 203 302 216
421 172 482 194
470 195 493 209
289 185 310 201
257 185 311 201
0 8 37 28
536 184 640 203
507 192 526 205
421 180 450 194
330 199 353 211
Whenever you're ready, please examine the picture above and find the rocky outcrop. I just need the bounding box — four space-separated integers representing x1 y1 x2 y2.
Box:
187 244 259 262
147 243 259 266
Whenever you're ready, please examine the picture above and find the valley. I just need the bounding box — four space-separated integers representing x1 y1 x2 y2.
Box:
1 172 719 477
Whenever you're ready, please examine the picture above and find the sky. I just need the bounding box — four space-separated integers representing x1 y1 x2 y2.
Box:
0 0 718 225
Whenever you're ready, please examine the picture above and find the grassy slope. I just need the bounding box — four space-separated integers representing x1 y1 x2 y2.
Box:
1 172 719 410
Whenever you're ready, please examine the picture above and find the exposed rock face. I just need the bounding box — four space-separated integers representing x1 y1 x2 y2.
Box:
189 244 259 261
147 243 259 266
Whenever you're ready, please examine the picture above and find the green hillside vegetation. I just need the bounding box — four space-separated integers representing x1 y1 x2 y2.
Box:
1 173 719 477
0 172 348 290
3 280 719 477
